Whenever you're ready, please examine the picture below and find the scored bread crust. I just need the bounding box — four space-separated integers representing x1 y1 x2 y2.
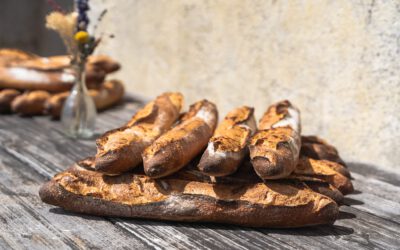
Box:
143 100 218 179
11 90 51 116
0 89 20 113
39 162 338 228
301 135 347 167
45 79 125 119
0 51 119 92
94 92 183 175
198 106 256 176
249 100 301 180
293 157 354 195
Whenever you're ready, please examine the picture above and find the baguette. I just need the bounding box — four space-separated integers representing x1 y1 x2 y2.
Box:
198 106 256 176
301 135 347 167
0 89 20 113
249 100 301 179
46 79 125 119
39 161 338 228
143 100 218 178
0 52 119 92
293 157 354 195
11 90 50 116
95 92 183 175
177 158 344 203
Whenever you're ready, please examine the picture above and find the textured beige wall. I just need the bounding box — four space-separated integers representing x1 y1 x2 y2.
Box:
91 0 400 172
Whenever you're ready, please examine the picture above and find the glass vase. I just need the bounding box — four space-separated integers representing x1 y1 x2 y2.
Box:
61 61 97 139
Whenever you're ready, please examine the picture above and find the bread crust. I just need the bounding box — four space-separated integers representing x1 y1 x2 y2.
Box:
39 163 338 228
198 106 256 176
143 100 218 178
94 92 183 175
294 157 354 195
301 135 347 167
11 90 50 116
249 100 301 180
0 89 20 113
0 51 119 92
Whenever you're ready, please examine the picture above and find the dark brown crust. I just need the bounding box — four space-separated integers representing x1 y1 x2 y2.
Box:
11 90 50 116
249 100 301 180
301 135 347 167
143 100 218 178
294 157 354 195
39 165 338 228
305 182 344 204
0 89 20 113
94 92 183 175
198 106 256 177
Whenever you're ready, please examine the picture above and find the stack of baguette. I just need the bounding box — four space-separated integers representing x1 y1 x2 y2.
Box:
40 92 354 228
0 49 124 117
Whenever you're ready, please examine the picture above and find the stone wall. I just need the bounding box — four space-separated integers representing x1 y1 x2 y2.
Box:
91 0 399 172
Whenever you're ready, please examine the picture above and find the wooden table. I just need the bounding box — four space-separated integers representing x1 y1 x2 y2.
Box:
0 100 399 250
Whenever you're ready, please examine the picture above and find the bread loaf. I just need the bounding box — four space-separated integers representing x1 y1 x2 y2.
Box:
39 161 338 228
0 89 20 113
293 157 354 195
143 100 218 178
198 106 256 176
46 79 125 119
11 90 50 116
95 92 183 175
301 135 347 167
249 100 301 179
0 50 119 92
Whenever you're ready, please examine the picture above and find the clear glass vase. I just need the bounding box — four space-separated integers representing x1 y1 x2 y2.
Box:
61 62 97 139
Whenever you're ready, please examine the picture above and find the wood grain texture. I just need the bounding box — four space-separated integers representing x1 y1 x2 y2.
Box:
0 100 399 249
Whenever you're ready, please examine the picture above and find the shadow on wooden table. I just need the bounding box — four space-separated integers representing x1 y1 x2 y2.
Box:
49 208 355 236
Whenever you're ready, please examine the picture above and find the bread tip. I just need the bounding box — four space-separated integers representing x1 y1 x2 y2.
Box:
145 165 165 179
251 156 286 180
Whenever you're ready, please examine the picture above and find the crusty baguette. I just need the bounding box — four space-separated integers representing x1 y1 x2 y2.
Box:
0 49 37 66
0 52 119 92
143 100 218 178
249 100 301 179
11 90 50 116
176 157 344 203
0 89 20 113
95 92 183 175
301 135 347 167
197 106 256 176
304 182 344 204
293 157 354 195
39 162 338 228
45 79 125 119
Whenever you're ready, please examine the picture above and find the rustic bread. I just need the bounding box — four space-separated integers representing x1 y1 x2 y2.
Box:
143 100 218 178
0 89 20 113
11 90 51 116
178 157 344 203
301 135 347 167
249 100 301 179
0 49 37 66
95 92 183 175
293 157 353 195
39 161 338 228
45 79 125 119
0 51 119 92
198 106 256 176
